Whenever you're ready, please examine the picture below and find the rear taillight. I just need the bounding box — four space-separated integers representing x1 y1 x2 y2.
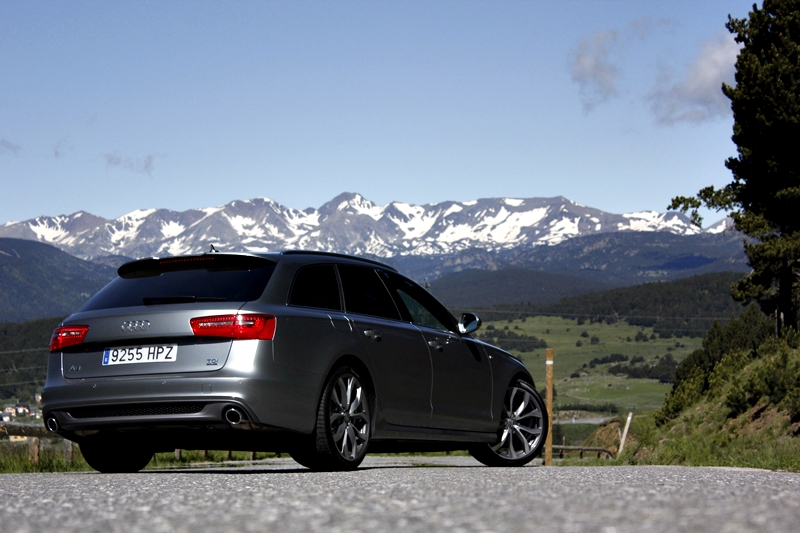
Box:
49 326 90 352
190 314 276 340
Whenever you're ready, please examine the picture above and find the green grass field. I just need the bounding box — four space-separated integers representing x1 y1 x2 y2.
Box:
481 316 703 414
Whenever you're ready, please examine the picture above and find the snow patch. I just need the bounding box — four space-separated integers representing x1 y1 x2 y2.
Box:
620 211 698 234
704 218 731 234
541 217 581 244
338 194 385 220
29 220 70 243
158 238 193 256
504 198 524 207
160 221 185 238
442 204 463 217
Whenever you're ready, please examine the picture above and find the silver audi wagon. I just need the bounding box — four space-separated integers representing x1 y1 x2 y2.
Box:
43 251 547 472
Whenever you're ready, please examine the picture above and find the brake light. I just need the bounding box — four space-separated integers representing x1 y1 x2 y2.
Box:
190 314 276 340
49 326 90 352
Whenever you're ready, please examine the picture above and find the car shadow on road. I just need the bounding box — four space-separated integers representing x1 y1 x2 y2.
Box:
137 463 482 475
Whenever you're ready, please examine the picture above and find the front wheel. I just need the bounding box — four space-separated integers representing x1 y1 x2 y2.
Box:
291 366 371 471
469 380 547 467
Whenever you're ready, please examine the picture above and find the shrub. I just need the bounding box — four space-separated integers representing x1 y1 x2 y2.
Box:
609 354 677 383
590 335 600 345
726 343 800 418
672 304 772 394
557 402 618 414
588 353 628 368
655 366 705 425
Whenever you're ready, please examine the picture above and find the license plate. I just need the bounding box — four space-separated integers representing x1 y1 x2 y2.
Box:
102 345 178 366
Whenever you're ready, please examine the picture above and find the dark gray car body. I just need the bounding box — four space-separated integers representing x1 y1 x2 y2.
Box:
43 251 535 454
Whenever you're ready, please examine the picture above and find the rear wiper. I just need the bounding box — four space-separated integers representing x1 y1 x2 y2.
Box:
143 296 227 305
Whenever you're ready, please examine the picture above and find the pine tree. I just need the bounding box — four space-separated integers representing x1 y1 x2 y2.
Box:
671 0 800 334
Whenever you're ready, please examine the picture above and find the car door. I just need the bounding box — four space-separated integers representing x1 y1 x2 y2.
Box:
270 263 362 426
380 271 495 432
338 264 433 428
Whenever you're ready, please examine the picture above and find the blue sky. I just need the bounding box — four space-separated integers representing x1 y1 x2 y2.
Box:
0 1 755 225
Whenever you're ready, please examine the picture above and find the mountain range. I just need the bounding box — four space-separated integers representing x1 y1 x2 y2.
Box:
0 193 749 323
0 192 732 262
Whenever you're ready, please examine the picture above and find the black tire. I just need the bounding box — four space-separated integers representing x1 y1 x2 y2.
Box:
469 380 548 467
292 366 372 471
288 441 326 470
79 438 154 473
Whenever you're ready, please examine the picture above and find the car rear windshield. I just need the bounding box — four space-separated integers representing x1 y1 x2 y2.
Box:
80 255 277 311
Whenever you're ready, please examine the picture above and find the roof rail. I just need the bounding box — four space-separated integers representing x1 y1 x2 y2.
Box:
280 250 397 271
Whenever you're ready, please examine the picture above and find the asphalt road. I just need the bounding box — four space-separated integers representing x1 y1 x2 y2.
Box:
2 456 799 533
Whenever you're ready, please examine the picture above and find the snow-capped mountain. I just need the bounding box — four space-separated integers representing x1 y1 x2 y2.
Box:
0 193 719 261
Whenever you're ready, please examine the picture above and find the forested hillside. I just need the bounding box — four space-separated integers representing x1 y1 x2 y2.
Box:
584 305 800 470
429 268 610 307
0 238 115 322
469 272 744 338
0 317 62 402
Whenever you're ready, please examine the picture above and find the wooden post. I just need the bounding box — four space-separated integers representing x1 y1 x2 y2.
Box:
545 348 554 466
617 412 633 459
28 437 40 465
174 448 182 461
63 439 73 465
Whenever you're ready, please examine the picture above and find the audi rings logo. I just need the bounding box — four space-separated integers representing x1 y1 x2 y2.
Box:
121 320 151 332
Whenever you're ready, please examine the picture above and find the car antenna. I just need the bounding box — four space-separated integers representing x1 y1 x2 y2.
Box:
208 244 219 253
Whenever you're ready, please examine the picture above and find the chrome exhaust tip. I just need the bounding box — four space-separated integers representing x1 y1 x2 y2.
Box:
46 417 59 432
224 407 245 425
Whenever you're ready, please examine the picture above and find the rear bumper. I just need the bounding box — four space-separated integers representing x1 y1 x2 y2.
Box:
42 367 323 436
45 398 255 432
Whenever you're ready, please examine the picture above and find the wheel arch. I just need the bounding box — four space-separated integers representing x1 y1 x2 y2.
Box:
511 371 536 390
327 353 373 383
320 354 376 406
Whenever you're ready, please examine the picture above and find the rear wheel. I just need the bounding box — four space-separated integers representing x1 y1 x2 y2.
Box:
469 380 547 467
79 438 154 473
290 366 371 471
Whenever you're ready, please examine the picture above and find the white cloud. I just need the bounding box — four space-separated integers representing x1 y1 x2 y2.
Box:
104 153 155 175
53 138 73 159
649 31 741 125
569 30 620 112
0 138 21 156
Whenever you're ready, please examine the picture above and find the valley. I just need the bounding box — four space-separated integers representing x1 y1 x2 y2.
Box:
478 315 703 414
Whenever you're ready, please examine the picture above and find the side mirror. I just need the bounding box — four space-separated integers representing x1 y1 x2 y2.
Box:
458 313 482 335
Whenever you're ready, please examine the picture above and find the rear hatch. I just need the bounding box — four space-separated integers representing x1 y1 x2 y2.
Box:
55 254 276 379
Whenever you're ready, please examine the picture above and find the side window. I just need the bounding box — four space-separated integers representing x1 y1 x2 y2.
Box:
287 264 341 311
395 290 450 332
380 271 457 332
338 265 401 321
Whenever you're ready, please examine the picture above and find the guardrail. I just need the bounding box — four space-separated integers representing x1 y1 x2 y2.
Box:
1 422 73 464
0 422 54 439
552 444 615 458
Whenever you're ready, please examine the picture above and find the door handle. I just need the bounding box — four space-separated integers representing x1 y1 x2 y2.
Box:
363 329 382 342
428 339 445 352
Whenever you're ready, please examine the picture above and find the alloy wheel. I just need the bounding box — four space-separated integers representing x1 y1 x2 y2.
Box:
492 383 545 460
328 373 370 461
